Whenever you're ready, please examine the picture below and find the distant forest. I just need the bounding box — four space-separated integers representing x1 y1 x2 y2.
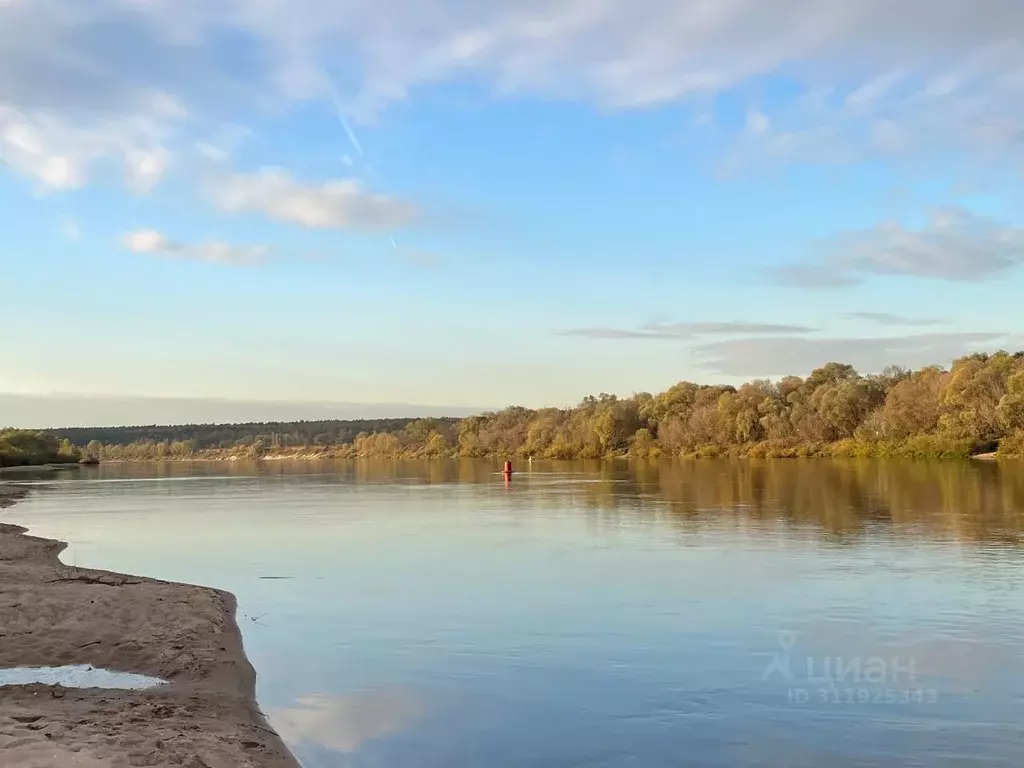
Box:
54 419 448 451
6 350 1024 464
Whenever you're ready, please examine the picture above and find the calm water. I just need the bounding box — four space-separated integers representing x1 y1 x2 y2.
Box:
5 460 1024 767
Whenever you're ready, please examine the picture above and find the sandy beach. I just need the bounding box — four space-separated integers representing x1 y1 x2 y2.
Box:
0 484 300 768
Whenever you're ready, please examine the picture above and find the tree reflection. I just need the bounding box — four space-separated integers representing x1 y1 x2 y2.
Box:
88 457 1024 545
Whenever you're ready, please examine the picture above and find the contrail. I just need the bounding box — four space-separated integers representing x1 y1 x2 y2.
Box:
327 77 364 158
328 76 403 255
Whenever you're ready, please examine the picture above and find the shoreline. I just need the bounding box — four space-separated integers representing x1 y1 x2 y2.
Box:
78 452 1016 465
0 463 82 474
0 484 300 767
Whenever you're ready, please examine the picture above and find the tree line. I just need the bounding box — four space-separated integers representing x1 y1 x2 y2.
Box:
53 418 445 450
0 429 79 467
11 350 1024 463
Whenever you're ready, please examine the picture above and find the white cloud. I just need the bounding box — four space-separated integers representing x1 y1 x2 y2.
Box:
120 228 268 265
0 101 180 192
123 229 177 253
1 0 1024 185
721 40 1024 171
121 229 175 254
207 169 418 231
196 142 228 163
746 110 770 134
0 0 189 192
772 207 1024 287
0 109 85 190
125 147 170 193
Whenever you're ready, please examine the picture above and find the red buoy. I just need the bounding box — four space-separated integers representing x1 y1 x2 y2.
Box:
503 461 513 475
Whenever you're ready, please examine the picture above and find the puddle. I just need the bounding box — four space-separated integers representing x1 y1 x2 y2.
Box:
0 665 167 690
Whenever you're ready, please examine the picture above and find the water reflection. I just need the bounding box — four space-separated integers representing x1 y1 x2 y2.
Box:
269 688 421 754
76 459 1024 545
9 460 1024 767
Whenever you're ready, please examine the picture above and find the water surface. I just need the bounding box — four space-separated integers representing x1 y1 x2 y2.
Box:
0 665 166 690
7 460 1024 767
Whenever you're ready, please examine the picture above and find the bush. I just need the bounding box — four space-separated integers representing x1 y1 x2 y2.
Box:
0 430 80 467
827 439 875 458
997 429 1024 457
892 433 974 459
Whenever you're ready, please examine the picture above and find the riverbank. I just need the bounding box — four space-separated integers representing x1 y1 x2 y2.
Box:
0 486 299 768
89 444 1013 463
0 463 82 474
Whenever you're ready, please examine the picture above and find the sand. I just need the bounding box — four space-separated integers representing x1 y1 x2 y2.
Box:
0 484 300 768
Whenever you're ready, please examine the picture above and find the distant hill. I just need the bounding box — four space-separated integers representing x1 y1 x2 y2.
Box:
0 393 482 430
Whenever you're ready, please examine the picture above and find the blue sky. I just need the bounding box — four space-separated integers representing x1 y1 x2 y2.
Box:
3 0 1024 426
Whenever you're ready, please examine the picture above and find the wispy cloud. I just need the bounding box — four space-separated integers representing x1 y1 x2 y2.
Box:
558 327 667 340
125 147 171 194
765 264 860 289
692 332 1004 377
745 109 771 134
844 312 942 327
770 207 1024 289
3 0 1024 195
59 217 81 244
206 169 419 231
120 229 269 266
0 96 181 192
558 320 817 340
393 248 442 267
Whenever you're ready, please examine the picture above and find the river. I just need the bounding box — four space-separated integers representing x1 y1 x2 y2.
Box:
7 459 1024 767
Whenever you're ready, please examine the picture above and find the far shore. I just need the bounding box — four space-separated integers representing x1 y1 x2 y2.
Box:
66 450 1019 464
0 484 299 768
0 462 81 474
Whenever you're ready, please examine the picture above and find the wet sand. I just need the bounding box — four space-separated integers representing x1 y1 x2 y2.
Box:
0 484 300 767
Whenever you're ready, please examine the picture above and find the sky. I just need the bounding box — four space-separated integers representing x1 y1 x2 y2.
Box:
4 0 1024 427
